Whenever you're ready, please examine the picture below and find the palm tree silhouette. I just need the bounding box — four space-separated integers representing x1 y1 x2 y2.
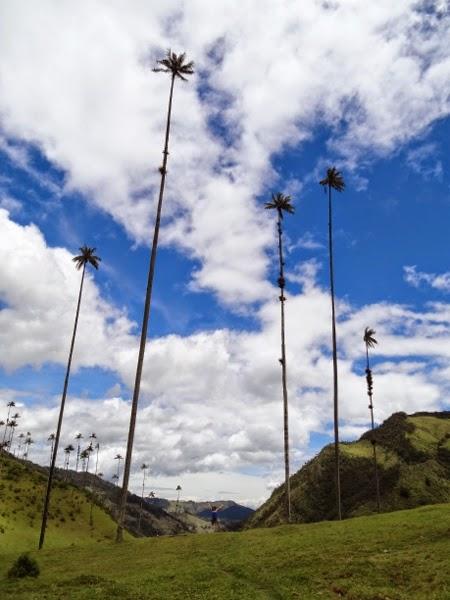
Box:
114 454 123 481
265 192 295 522
175 484 182 513
319 166 345 521
39 245 101 550
17 432 26 456
116 50 194 543
47 433 56 466
138 463 149 533
1 401 15 447
364 327 381 512
24 435 33 459
64 444 75 472
75 433 83 471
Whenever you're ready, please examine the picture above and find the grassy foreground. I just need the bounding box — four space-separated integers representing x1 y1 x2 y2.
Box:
1 503 449 599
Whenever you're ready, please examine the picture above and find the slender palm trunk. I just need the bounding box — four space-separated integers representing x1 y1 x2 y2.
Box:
138 469 147 533
366 347 381 512
116 74 176 542
75 442 81 471
1 407 12 447
39 264 87 550
49 440 54 466
277 211 291 522
327 185 342 521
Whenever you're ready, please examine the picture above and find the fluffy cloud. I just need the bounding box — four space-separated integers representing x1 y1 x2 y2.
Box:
0 1 449 306
1 211 449 504
404 265 450 293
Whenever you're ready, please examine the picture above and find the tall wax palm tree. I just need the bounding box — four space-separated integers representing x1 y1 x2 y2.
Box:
94 442 100 476
265 192 295 522
116 50 194 543
75 433 83 471
47 433 56 466
319 166 345 521
80 448 89 472
39 245 101 550
138 463 149 533
24 435 33 459
89 441 101 527
364 327 381 512
7 419 18 449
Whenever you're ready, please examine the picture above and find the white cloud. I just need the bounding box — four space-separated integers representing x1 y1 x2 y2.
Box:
0 1 449 307
404 265 450 293
1 212 449 506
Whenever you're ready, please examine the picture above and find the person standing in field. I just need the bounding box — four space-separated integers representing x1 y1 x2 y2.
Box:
209 504 222 530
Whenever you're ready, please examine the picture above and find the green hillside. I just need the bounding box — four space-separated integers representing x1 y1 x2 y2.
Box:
1 503 449 599
248 412 450 528
0 452 128 552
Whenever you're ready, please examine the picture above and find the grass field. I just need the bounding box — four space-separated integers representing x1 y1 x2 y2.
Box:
1 503 449 599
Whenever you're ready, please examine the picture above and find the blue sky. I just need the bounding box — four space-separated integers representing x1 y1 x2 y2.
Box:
0 0 449 506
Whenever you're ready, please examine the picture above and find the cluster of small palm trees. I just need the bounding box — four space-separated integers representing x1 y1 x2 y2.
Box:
0 403 34 459
266 169 381 521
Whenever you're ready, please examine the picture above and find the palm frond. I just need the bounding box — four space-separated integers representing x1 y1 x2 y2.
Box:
363 327 377 348
153 49 194 81
264 192 295 218
319 166 345 192
72 245 101 270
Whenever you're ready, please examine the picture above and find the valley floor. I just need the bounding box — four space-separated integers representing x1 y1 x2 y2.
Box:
1 503 449 599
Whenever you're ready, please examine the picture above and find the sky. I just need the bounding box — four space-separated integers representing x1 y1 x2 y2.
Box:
0 0 449 508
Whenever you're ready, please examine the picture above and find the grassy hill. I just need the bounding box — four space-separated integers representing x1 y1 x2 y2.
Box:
248 411 450 528
1 503 449 599
0 452 128 553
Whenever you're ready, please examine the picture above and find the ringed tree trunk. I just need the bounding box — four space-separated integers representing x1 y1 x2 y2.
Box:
277 209 291 522
116 73 176 543
366 346 381 512
327 185 342 521
38 264 87 550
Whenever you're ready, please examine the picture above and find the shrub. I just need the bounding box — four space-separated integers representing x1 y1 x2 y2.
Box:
8 554 40 579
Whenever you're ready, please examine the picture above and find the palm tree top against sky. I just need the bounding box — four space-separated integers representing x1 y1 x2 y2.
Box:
72 246 101 271
319 166 345 193
265 192 295 218
153 50 194 81
364 327 378 349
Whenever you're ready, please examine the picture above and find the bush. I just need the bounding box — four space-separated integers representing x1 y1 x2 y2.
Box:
8 554 40 579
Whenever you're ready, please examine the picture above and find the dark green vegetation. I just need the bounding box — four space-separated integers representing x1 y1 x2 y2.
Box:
248 412 450 527
7 555 39 579
1 503 449 599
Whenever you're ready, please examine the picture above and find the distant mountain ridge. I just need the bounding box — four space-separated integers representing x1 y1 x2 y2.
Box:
247 411 450 528
148 498 254 523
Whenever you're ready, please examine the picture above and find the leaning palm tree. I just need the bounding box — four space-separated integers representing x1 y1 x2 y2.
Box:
116 50 194 543
265 192 295 522
364 327 381 512
319 166 345 521
75 433 83 472
38 245 101 550
138 463 149 533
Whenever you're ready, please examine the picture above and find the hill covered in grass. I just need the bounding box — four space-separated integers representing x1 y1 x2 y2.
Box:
1 503 449 599
0 452 127 553
248 411 450 528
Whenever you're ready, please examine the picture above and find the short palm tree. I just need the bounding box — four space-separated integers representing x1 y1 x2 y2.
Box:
1 401 15 447
175 484 182 513
64 444 75 471
24 435 33 459
47 433 56 466
114 454 123 480
75 433 83 471
17 432 26 456
116 50 194 543
39 245 101 550
319 166 345 521
138 463 149 533
364 327 381 512
265 192 295 522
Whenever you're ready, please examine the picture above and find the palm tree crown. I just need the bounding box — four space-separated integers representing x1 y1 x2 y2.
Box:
72 246 101 271
153 50 194 81
319 166 345 192
364 327 378 349
264 193 295 219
